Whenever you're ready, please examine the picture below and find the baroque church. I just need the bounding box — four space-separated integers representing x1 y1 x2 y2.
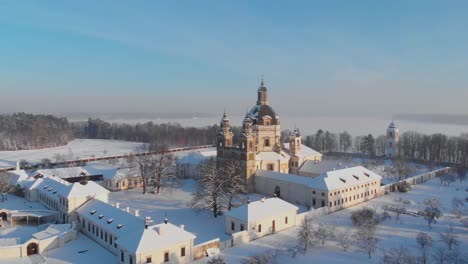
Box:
216 79 322 190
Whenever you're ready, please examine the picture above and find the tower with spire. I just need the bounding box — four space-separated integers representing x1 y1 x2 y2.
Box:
385 121 399 158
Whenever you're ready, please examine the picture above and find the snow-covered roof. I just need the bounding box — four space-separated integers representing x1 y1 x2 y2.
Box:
256 166 382 191
6 170 34 187
26 175 109 199
32 224 72 240
256 151 290 161
283 143 322 159
77 199 196 254
225 197 298 222
177 151 216 165
298 160 349 176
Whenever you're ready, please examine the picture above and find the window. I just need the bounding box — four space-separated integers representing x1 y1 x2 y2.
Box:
285 217 288 224
322 192 325 197
267 164 274 171
146 257 152 263
258 224 262 232
129 255 133 264
105 232 108 242
312 199 316 206
240 224 244 231
82 219 85 228
329 202 332 207
100 230 103 240
164 252 169 262
181 247 186 257
231 221 235 231
265 138 270 147
312 190 316 194
110 236 113 245
121 250 124 262
334 201 336 206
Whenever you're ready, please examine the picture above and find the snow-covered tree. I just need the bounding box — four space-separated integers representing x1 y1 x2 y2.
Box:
416 232 432 264
440 225 458 250
382 246 417 264
148 144 177 194
314 223 335 245
0 172 16 202
355 227 378 259
337 230 352 252
207 255 227 264
221 161 246 211
191 159 225 218
419 198 442 229
297 217 315 253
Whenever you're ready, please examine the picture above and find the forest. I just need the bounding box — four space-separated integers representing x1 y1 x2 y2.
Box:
0 113 72 150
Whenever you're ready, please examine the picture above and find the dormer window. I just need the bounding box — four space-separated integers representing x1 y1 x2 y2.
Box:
363 172 370 177
99 215 104 219
107 219 114 224
353 175 359 180
90 210 96 215
339 178 346 183
117 224 123 229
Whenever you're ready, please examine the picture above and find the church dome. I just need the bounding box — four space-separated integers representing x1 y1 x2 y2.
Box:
247 104 279 125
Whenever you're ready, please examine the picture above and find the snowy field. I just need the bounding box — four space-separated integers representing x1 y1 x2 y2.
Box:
108 180 304 244
0 139 147 168
197 178 468 263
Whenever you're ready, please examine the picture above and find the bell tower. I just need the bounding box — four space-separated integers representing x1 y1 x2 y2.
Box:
257 78 268 106
385 121 399 158
218 112 233 148
289 128 302 155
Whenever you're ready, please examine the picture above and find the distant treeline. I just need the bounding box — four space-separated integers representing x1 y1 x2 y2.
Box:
71 118 218 147
0 113 72 150
300 129 468 166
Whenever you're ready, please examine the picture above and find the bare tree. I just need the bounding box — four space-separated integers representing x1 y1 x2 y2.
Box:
339 131 352 152
314 223 335 245
241 251 276 264
297 217 315 253
221 161 246 211
337 230 352 252
419 198 442 229
148 144 177 194
456 166 467 182
391 158 414 181
416 232 432 264
191 160 225 218
440 225 458 250
129 149 152 194
0 172 16 202
382 246 418 264
355 226 378 259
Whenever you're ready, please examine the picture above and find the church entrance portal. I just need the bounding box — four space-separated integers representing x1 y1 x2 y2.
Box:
27 242 38 256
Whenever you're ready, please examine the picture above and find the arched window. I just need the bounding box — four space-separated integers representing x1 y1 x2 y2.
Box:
265 138 270 147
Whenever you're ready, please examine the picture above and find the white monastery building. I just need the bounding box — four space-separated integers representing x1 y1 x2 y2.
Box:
255 166 382 212
77 199 196 264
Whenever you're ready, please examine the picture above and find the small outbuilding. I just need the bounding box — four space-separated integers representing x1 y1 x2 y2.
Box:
224 197 298 240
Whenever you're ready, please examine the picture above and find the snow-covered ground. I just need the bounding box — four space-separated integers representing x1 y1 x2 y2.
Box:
108 180 302 245
197 178 468 263
0 139 147 168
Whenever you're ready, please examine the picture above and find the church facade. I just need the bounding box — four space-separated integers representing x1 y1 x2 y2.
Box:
216 80 322 190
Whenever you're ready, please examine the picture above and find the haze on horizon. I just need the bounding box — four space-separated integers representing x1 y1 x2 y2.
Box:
1 1 467 118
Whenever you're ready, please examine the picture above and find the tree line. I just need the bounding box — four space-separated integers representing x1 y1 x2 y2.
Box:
299 129 468 167
71 118 218 147
0 113 72 150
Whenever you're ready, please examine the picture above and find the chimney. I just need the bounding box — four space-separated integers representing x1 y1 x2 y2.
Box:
179 224 185 230
144 216 152 229
164 217 168 224
134 209 140 217
247 199 251 204
261 197 265 203
16 161 20 170
125 207 130 213
115 202 120 209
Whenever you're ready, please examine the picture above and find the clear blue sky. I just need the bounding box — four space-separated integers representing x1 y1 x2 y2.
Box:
0 1 467 116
